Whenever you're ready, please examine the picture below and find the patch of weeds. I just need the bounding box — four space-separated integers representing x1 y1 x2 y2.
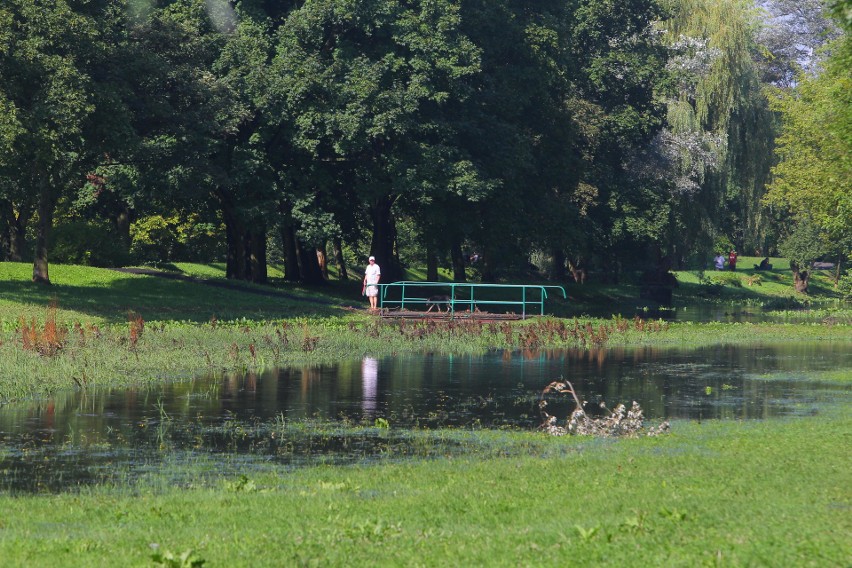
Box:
713 272 743 288
19 303 67 356
150 545 206 567
224 474 256 493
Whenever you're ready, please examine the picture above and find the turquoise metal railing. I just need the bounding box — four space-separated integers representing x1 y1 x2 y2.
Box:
376 281 566 318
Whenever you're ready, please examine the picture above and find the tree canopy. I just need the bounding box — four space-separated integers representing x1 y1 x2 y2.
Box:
0 0 847 289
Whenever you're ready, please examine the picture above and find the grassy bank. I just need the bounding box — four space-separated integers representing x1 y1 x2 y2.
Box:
1 262 850 402
0 411 848 566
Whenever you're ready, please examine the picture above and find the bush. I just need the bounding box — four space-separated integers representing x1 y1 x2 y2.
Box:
712 272 743 287
838 270 852 299
49 221 132 267
130 214 225 265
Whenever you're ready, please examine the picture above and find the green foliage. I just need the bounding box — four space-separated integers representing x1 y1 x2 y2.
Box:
777 221 831 270
838 270 852 299
151 547 206 568
130 214 224 264
766 33 851 258
49 220 131 267
712 272 743 287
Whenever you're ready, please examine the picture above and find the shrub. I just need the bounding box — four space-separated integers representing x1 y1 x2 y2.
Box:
838 270 852 299
130 214 225 265
712 272 743 287
49 221 132 267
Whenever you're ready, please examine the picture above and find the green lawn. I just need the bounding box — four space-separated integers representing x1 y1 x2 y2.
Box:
0 413 848 567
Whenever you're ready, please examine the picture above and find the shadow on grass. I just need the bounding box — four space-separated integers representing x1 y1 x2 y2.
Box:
0 273 349 324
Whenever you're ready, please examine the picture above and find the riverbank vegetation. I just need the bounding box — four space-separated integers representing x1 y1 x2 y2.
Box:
0 262 850 403
0 410 848 566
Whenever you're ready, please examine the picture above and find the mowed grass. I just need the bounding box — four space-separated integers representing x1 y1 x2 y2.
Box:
0 413 848 567
0 262 351 325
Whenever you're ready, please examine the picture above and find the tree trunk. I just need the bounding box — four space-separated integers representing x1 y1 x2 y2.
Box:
332 237 348 281
791 261 809 294
10 204 30 261
550 248 566 281
114 206 132 250
32 185 56 285
426 244 438 281
0 200 31 261
0 200 12 260
316 241 328 280
450 239 466 282
369 196 401 282
247 226 267 284
296 238 325 285
221 200 246 280
279 222 301 282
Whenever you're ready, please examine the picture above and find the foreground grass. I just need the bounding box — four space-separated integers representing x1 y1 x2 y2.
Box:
0 412 848 567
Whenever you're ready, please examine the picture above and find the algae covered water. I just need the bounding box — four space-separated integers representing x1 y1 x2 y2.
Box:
1 342 849 492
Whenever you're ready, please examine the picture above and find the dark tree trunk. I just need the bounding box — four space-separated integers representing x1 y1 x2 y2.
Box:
247 227 267 284
0 200 12 260
369 196 401 282
114 206 132 249
221 199 246 280
568 256 587 284
296 238 325 284
450 239 466 282
280 222 301 282
316 241 328 281
791 261 809 294
426 244 438 281
32 184 56 285
550 248 566 281
332 237 348 281
0 199 31 261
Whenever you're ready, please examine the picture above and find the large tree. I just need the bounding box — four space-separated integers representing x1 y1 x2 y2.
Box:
765 28 851 288
272 0 483 283
0 0 112 282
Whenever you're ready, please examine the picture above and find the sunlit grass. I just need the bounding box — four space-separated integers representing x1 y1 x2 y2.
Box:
0 410 847 566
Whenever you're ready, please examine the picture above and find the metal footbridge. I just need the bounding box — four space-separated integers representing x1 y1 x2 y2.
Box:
376 281 566 320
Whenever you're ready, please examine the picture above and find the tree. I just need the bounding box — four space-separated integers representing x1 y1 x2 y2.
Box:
765 27 851 288
655 0 776 262
272 0 483 283
0 0 107 283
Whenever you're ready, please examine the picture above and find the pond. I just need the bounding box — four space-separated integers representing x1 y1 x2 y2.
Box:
1 342 849 492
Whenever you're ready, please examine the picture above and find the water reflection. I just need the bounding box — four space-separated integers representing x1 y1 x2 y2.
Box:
361 357 378 416
0 342 849 492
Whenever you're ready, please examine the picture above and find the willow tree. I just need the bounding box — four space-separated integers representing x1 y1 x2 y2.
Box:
659 0 775 260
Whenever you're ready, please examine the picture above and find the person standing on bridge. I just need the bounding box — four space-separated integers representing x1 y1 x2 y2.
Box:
363 256 381 311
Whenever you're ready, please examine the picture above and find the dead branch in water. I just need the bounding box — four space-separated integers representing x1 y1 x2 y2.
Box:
538 379 670 437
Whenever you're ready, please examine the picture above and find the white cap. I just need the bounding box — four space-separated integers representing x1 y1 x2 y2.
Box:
369 256 375 261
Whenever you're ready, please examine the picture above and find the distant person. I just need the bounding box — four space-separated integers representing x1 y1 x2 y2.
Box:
728 250 738 271
363 256 381 311
756 257 772 270
714 253 726 270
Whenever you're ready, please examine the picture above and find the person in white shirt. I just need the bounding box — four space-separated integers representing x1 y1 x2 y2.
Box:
363 256 381 310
